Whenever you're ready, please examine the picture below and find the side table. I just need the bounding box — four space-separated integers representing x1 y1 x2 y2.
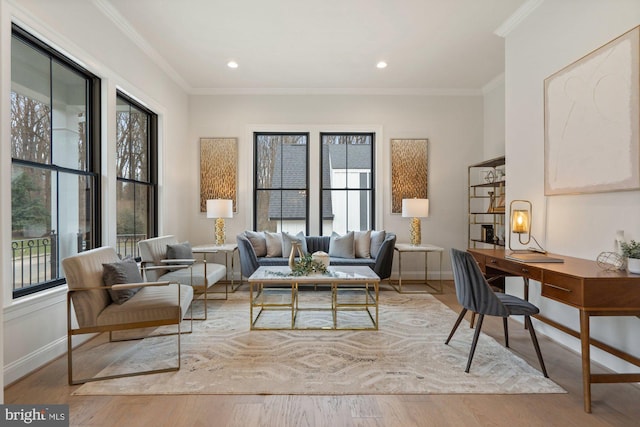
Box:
192 243 241 298
392 243 444 293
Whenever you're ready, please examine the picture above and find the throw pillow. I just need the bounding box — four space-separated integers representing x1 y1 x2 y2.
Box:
166 241 194 264
329 231 355 259
370 230 386 258
103 258 143 304
354 230 372 258
245 230 267 257
264 231 283 257
282 231 308 257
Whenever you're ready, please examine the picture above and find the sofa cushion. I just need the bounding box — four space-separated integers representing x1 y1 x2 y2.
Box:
328 257 375 268
103 258 143 304
166 241 194 264
245 231 267 257
329 231 355 259
265 231 282 257
370 230 386 258
282 231 308 256
354 230 372 258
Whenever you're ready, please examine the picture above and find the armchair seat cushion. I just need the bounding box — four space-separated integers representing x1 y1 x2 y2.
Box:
97 283 194 327
159 262 226 291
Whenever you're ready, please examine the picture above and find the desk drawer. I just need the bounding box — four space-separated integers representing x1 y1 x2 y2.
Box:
485 257 543 281
541 272 583 306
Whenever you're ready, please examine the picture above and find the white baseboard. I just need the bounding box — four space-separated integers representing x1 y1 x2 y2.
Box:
3 334 92 386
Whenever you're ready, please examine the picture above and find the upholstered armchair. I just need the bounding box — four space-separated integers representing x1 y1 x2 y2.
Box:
138 235 226 320
63 246 194 385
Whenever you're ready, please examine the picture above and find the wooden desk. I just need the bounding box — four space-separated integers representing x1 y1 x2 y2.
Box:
468 248 640 413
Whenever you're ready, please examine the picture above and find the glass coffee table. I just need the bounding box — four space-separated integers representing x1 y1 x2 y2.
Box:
248 266 380 331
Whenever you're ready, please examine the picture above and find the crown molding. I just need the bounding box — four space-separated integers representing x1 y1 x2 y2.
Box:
190 87 483 96
92 0 191 92
482 73 505 94
494 0 544 38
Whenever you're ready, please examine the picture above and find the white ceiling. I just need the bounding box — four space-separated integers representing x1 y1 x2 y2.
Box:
98 0 535 95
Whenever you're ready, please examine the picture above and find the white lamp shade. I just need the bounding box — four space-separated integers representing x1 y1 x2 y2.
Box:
206 199 233 218
402 198 429 218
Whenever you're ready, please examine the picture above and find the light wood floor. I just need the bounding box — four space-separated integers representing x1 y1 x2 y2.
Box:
5 282 640 426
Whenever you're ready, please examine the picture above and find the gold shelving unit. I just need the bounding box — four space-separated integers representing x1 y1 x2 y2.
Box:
468 156 505 249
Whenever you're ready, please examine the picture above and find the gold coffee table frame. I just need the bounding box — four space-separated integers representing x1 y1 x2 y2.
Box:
248 266 379 331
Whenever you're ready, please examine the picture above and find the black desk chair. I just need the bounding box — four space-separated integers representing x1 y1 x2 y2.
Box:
445 248 548 377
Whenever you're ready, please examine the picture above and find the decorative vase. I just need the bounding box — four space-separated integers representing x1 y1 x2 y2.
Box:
312 251 330 269
288 241 303 271
627 257 640 275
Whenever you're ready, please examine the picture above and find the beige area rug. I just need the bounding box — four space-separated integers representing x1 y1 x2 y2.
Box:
73 289 565 396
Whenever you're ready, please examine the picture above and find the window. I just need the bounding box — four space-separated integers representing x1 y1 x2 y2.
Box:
116 92 158 258
11 25 100 298
321 133 374 235
254 133 309 233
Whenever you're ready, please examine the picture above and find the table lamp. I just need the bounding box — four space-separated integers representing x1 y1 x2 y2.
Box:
207 199 233 245
402 198 429 246
509 199 546 253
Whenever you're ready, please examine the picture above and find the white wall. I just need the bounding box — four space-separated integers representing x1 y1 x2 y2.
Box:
483 73 506 159
0 0 189 386
187 94 485 277
505 0 640 373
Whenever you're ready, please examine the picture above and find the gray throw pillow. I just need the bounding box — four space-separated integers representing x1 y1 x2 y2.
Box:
329 231 355 259
354 230 372 258
282 231 308 257
166 242 194 264
103 258 143 304
264 231 283 257
370 230 386 258
245 230 267 257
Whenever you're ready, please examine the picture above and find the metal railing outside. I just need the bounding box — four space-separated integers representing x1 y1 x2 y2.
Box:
11 232 147 292
11 231 57 292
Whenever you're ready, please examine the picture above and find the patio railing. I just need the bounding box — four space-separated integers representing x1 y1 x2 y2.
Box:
11 232 147 292
11 231 57 292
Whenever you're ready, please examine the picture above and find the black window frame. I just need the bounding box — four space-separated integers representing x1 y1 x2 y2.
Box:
319 132 375 236
11 24 101 298
115 91 158 256
253 132 310 233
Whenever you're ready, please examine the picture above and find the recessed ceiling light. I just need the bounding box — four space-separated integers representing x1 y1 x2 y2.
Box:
227 61 239 69
376 61 387 69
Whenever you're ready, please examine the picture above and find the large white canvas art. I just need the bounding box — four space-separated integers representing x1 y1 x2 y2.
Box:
544 26 640 195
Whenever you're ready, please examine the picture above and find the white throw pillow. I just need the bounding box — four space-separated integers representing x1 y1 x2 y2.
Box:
354 230 372 258
245 231 267 257
264 231 283 257
282 231 308 256
329 231 355 259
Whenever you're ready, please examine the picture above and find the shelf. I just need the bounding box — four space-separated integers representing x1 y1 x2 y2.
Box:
470 238 505 246
469 156 505 169
468 156 506 250
470 181 506 189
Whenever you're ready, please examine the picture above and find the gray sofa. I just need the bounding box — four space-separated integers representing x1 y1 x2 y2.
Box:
237 231 396 280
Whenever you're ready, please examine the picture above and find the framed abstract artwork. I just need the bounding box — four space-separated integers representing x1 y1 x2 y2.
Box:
200 137 237 212
544 26 640 195
391 138 428 214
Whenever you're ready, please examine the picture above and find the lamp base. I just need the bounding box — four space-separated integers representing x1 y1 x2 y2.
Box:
215 218 225 245
409 217 421 246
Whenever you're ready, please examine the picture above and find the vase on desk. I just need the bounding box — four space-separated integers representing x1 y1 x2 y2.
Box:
627 258 640 274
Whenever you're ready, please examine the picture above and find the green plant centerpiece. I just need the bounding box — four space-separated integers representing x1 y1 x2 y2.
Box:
290 253 328 276
620 240 640 259
620 240 640 275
